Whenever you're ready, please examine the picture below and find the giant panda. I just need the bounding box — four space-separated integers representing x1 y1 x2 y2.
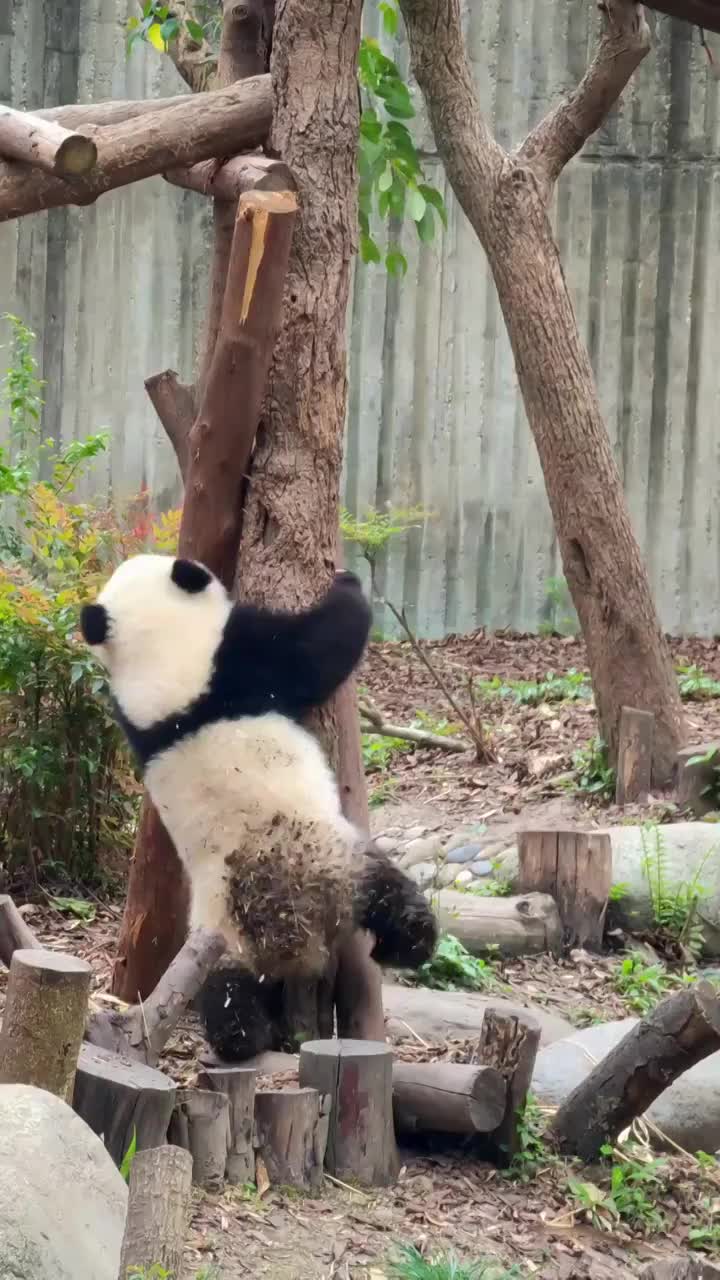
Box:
80 554 437 1060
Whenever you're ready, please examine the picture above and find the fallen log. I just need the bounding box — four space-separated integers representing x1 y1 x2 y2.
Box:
0 105 97 175
254 1088 329 1191
0 948 91 1102
169 1087 231 1191
477 1007 541 1166
299 1040 399 1187
552 981 720 1161
118 1145 193 1280
0 75 272 222
197 1065 256 1185
517 830 612 950
435 890 562 957
73 1043 176 1168
392 1061 506 1136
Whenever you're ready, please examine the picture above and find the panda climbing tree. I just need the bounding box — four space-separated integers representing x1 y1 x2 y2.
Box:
81 554 437 1060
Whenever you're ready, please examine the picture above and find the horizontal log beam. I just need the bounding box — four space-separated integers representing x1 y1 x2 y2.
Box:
0 105 97 175
0 75 272 223
165 155 296 200
35 94 195 130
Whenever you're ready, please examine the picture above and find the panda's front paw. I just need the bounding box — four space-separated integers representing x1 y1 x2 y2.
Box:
334 570 362 590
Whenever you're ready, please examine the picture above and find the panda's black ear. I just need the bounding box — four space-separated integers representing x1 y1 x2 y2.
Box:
171 558 212 594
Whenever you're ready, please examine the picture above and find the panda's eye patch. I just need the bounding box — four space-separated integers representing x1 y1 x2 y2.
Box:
80 603 109 646
171 558 212 594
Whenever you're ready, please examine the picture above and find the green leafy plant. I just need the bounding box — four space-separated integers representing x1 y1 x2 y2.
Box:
538 575 579 637
48 895 96 923
477 669 590 707
685 745 720 810
463 878 513 898
362 731 410 773
505 1094 556 1183
568 736 615 801
414 933 502 992
120 1127 138 1183
689 1197 720 1254
369 776 399 808
608 882 629 902
613 952 695 1015
641 822 713 958
387 1244 525 1280
677 663 720 701
569 1146 667 1234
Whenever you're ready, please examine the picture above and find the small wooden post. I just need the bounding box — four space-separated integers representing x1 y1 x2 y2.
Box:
197 1066 256 1185
616 707 654 805
477 1008 541 1167
253 1087 328 1190
392 1061 506 1136
168 1087 231 1191
0 948 91 1101
118 1145 193 1279
517 830 612 950
300 1039 399 1187
73 1043 176 1167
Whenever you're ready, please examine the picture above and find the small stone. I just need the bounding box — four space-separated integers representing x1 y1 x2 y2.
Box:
437 864 461 887
454 869 474 887
406 861 437 889
446 843 483 865
468 860 493 877
405 825 427 841
373 836 398 856
399 836 442 869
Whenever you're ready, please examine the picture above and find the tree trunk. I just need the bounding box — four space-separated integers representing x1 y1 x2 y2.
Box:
0 949 91 1102
484 185 684 784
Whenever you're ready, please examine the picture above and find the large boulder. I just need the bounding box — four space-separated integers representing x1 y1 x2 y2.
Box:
532 1019 720 1154
383 982 574 1046
0 1083 127 1280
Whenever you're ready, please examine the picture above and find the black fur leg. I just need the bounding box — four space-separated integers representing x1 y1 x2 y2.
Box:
197 968 284 1062
354 846 438 969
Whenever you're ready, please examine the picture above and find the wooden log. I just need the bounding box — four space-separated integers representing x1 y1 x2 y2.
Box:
552 981 720 1161
0 75 272 223
476 1007 541 1166
0 894 41 966
392 1061 506 1136
0 104 97 175
640 1257 720 1279
517 830 612 950
35 93 202 130
0 948 91 1102
616 706 654 805
118 1145 193 1279
165 155 296 201
73 1043 176 1168
197 1066 256 1185
299 1040 399 1187
435 890 562 957
253 1088 329 1191
169 1087 231 1190
677 743 720 817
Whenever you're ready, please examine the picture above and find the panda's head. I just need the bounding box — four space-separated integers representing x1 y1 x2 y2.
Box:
80 554 231 730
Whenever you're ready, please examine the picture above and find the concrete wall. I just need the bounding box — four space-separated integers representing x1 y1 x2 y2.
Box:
2 1 720 636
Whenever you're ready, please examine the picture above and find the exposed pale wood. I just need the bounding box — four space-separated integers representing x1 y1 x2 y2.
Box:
0 76 272 223
435 890 562 957
0 894 41 966
197 1066 256 1184
517 830 612 950
616 707 655 805
169 1087 231 1190
553 981 720 1161
477 1007 541 1166
118 1145 193 1279
254 1087 329 1190
0 105 97 175
299 1039 399 1187
165 155 296 201
392 1061 506 1136
73 1043 176 1167
677 743 719 817
0 948 90 1102
360 697 470 752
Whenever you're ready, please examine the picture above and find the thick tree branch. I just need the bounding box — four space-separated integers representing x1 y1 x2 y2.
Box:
518 1 651 201
35 94 197 129
643 0 720 32
397 0 504 231
0 105 98 175
144 371 196 482
165 155 295 200
0 76 272 223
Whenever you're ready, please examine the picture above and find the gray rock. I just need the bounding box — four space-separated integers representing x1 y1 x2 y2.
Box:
404 825 427 841
384 983 574 1047
373 835 398 856
406 860 438 889
532 1019 720 1154
437 863 463 888
399 836 442 869
469 860 493 877
454 869 474 887
0 1083 127 1280
446 843 484 864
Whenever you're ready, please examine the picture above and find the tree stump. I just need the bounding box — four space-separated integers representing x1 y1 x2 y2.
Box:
197 1066 256 1184
553 981 720 1161
73 1043 176 1167
517 830 612 950
253 1087 328 1191
0 948 91 1101
392 1061 506 1136
476 1007 541 1166
616 706 654 805
168 1087 231 1191
299 1039 399 1187
118 1144 193 1279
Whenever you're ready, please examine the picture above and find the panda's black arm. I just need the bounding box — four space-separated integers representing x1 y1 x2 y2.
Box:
290 571 373 710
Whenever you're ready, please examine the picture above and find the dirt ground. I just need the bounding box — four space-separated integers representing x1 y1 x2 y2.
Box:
7 629 720 1278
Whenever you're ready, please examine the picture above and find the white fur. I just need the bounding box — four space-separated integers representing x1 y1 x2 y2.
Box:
93 554 231 730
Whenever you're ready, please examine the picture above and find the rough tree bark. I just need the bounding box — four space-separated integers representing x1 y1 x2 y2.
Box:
398 0 686 784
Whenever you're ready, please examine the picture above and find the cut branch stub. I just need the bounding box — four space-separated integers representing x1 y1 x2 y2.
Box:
165 155 296 202
517 830 612 951
477 1007 541 1166
552 981 720 1161
299 1039 399 1187
0 948 91 1102
0 105 98 176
